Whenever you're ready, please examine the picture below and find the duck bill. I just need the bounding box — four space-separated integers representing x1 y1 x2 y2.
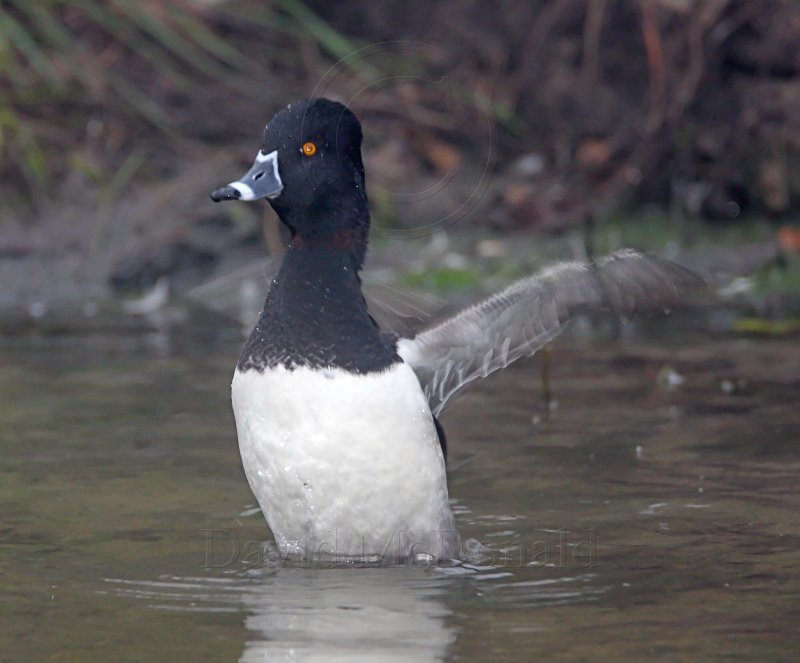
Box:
210 149 283 202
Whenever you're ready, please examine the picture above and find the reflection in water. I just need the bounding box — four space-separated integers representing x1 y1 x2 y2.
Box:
105 567 456 662
103 563 610 661
240 567 454 662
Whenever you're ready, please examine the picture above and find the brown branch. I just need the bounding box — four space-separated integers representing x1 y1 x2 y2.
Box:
669 0 731 122
588 0 731 212
512 0 577 95
641 0 667 133
579 0 610 103
262 208 285 260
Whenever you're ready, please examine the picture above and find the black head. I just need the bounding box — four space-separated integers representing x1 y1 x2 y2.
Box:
211 98 369 242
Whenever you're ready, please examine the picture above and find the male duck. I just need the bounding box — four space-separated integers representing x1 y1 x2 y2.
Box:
211 98 699 562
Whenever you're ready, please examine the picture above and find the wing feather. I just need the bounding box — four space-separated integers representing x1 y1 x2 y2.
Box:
397 249 702 415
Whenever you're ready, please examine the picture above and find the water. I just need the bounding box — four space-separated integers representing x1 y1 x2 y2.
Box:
1 311 798 660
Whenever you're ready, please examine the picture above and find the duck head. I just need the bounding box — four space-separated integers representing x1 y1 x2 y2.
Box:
211 98 369 246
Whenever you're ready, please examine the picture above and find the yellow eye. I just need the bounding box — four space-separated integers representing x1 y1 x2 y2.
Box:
302 141 317 156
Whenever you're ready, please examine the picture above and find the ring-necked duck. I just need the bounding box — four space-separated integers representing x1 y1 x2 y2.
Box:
211 98 700 562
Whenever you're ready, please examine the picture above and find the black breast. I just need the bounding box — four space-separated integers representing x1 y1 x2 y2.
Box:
238 245 399 374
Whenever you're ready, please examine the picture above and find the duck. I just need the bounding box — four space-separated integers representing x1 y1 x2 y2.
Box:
210 98 700 563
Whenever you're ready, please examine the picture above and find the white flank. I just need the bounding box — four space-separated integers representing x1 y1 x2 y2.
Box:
395 337 421 366
231 363 459 561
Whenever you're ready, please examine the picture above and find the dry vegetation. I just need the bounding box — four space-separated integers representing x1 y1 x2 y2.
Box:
0 0 798 307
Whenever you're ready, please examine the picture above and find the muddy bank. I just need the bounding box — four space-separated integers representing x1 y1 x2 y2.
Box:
1 213 795 341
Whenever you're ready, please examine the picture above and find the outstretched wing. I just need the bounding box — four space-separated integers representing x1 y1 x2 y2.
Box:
397 249 703 415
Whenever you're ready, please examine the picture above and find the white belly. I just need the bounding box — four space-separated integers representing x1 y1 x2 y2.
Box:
231 362 459 561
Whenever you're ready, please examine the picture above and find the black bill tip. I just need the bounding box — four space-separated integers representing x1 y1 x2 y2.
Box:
209 185 242 203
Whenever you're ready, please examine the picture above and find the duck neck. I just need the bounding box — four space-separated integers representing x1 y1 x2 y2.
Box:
238 218 397 374
273 176 371 270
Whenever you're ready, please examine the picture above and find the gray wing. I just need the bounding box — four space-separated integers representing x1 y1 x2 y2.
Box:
397 249 703 415
363 281 447 340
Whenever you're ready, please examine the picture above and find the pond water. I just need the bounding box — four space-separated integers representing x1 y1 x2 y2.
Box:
1 309 798 660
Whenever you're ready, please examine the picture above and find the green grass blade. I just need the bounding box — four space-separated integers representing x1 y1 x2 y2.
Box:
0 8 61 88
105 73 174 133
164 3 254 71
109 0 232 78
276 0 363 63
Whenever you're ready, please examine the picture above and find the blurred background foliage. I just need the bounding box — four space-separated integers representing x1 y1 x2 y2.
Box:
0 0 799 315
0 0 327 205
